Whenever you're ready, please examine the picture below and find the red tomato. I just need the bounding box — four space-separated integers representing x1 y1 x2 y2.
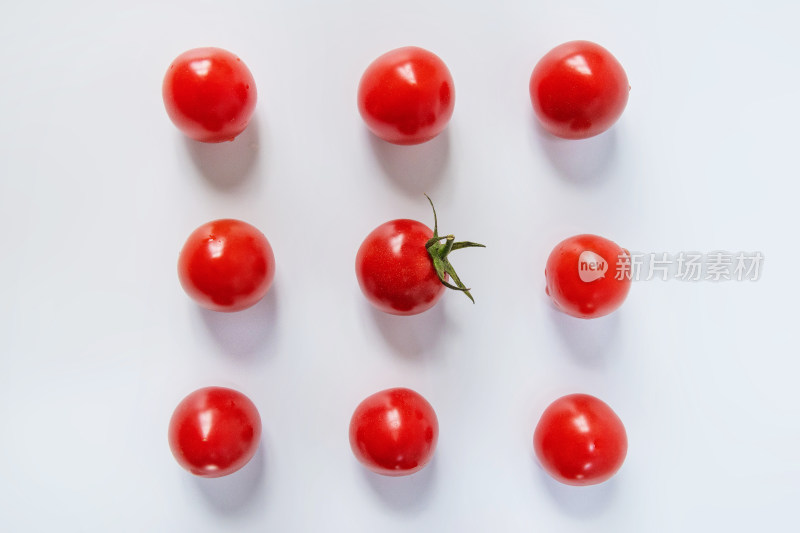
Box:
355 197 484 315
349 387 438 476
162 47 257 143
168 387 261 478
178 219 275 312
358 46 455 145
530 41 629 139
545 234 631 319
356 219 444 315
534 393 627 486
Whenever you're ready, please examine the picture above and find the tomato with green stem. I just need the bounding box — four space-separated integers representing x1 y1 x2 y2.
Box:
355 196 484 315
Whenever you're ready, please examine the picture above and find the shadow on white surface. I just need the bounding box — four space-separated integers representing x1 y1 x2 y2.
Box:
198 286 279 361
547 305 620 367
537 466 618 519
534 118 617 187
368 303 446 358
367 128 450 196
193 442 267 515
183 115 261 190
361 457 437 513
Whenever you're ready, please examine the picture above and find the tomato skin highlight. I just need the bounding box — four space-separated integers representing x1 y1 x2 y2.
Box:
534 393 627 486
162 47 257 143
349 387 439 476
168 387 262 478
355 219 445 316
545 234 631 319
178 219 275 312
530 40 629 139
358 46 455 145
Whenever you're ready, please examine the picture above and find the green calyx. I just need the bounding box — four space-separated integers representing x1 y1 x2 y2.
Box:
424 194 486 303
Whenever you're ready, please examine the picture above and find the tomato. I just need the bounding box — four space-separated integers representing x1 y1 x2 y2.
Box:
349 387 438 476
358 46 455 145
162 47 257 142
356 219 443 315
168 386 261 478
545 234 631 319
529 41 629 139
533 393 627 486
178 219 275 312
355 196 484 315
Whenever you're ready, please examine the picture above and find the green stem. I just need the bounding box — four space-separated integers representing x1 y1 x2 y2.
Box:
423 195 485 304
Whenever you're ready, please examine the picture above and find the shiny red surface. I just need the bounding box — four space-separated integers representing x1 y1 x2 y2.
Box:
358 46 455 145
530 40 629 139
534 393 628 486
162 47 257 142
545 234 631 319
355 219 445 315
178 219 275 312
349 387 439 476
168 387 262 478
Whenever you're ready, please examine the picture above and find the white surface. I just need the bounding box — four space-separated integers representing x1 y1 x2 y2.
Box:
1 1 798 531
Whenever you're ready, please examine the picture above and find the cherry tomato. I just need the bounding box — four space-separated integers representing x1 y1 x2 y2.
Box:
355 197 484 315
358 46 455 145
162 47 257 142
178 219 275 312
356 219 443 315
530 41 629 139
349 387 438 476
168 386 261 478
533 393 627 486
545 234 631 319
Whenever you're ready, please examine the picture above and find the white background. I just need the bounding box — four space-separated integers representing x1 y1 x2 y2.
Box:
1 1 798 531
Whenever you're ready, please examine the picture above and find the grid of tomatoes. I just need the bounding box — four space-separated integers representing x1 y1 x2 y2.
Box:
164 42 631 487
